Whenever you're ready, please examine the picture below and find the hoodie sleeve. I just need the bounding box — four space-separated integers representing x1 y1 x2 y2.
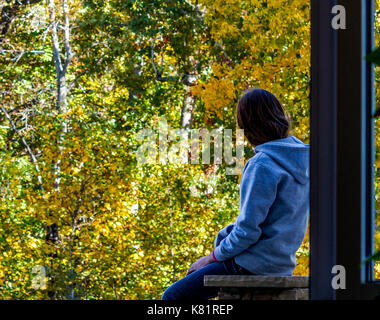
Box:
213 160 278 261
214 224 235 247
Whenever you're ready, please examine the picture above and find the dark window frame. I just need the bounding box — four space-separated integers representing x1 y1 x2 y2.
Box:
310 0 380 300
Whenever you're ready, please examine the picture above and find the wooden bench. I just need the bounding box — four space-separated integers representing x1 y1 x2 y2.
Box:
204 275 309 300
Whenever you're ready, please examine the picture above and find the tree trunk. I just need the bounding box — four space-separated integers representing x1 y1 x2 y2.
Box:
180 85 195 129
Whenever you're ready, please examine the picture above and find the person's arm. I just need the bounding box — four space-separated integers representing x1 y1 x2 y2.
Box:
185 225 233 275
214 224 235 247
213 161 278 261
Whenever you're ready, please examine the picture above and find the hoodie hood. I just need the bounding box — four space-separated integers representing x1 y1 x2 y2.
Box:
254 136 309 184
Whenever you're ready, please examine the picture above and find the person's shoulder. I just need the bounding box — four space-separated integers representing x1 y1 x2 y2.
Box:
243 153 276 174
245 152 273 168
241 154 280 185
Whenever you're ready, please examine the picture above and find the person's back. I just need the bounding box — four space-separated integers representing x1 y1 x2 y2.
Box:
214 135 309 275
162 88 309 300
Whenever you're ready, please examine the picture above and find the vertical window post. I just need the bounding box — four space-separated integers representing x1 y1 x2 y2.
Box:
310 0 338 300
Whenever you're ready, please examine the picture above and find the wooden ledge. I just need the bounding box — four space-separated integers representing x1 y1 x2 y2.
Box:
204 275 309 288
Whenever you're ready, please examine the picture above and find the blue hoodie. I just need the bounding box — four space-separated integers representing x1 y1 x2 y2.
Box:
213 135 309 275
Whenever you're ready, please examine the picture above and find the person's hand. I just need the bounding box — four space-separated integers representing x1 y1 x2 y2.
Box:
186 253 215 276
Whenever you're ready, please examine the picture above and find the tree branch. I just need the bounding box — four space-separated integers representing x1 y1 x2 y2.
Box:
67 54 105 93
0 0 43 44
180 2 234 66
48 0 63 76
150 43 179 83
0 106 44 192
0 97 38 122
62 0 73 74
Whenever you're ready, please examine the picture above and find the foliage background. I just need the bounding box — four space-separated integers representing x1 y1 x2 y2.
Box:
372 0 380 278
0 0 313 299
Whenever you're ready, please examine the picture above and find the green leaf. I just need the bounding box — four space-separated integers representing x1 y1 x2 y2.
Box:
364 250 380 263
374 107 380 118
366 47 380 65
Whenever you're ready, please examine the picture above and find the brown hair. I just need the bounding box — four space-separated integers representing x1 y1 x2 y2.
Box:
236 88 290 146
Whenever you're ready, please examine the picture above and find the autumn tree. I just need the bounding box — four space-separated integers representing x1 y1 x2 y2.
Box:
0 0 312 299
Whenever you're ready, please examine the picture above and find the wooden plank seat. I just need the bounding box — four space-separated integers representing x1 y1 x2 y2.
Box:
204 275 309 300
